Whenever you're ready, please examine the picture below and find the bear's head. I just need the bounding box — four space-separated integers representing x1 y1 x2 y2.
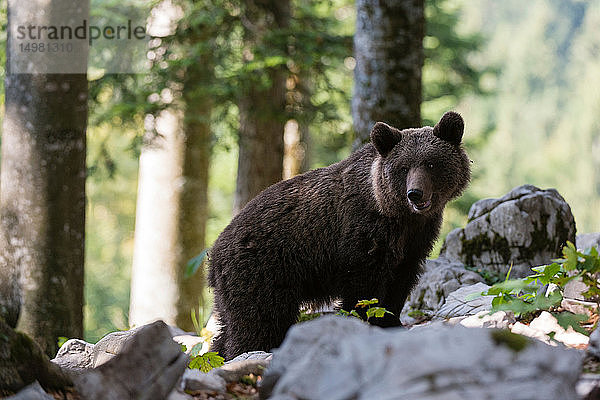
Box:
370 111 471 217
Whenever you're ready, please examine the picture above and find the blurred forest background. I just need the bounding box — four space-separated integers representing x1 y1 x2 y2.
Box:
0 0 599 345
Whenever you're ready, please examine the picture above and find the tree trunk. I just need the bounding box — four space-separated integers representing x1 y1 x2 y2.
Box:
232 0 290 214
0 1 88 356
129 103 210 331
352 0 425 147
129 16 212 330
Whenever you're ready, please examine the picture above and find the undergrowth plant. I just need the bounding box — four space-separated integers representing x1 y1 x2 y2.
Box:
338 298 394 321
472 242 600 335
184 257 225 373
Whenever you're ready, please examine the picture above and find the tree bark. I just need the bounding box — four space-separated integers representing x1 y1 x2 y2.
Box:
129 103 210 331
232 0 290 214
0 1 88 356
129 9 211 329
352 0 425 147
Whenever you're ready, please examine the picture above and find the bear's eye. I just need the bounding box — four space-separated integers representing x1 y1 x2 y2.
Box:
400 167 409 174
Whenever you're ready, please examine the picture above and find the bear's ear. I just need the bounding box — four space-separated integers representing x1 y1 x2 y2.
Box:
434 111 464 145
370 122 400 157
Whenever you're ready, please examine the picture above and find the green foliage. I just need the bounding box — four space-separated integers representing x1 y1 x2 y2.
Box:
464 264 505 285
338 298 394 322
297 310 322 322
475 242 600 335
188 351 225 372
490 329 530 352
57 336 69 348
185 249 209 279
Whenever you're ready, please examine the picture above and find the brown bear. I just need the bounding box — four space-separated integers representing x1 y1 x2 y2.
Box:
208 111 471 360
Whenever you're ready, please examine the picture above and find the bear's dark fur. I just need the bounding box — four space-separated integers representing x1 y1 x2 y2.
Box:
208 111 471 359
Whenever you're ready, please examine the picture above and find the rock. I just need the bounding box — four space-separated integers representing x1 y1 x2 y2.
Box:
561 298 597 317
90 328 138 368
577 232 600 252
228 351 272 363
172 334 205 355
51 339 94 371
216 359 271 383
0 318 72 396
400 258 485 323
563 278 588 301
167 390 195 400
459 310 516 329
434 282 492 319
180 369 227 393
74 320 188 400
179 351 272 395
588 326 600 359
440 184 576 278
577 373 600 400
4 381 54 400
511 311 589 348
260 315 582 400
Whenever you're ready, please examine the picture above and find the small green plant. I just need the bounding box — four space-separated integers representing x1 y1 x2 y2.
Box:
57 336 69 348
185 249 209 279
464 264 505 285
338 298 394 321
188 348 225 372
185 293 224 372
471 242 600 335
297 310 322 322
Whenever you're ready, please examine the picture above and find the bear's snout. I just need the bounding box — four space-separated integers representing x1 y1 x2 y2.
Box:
406 168 433 212
407 189 423 202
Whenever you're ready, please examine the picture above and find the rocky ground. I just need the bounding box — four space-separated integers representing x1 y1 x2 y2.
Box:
3 184 600 399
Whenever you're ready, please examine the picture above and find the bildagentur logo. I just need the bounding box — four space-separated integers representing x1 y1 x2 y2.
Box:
15 19 147 46
9 0 150 74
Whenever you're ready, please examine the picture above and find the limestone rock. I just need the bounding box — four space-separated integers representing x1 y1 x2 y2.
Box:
4 381 54 400
51 339 94 371
180 369 227 393
587 325 600 359
74 320 188 400
434 282 492 319
179 351 272 395
511 311 589 348
577 232 600 252
441 184 576 278
400 258 485 323
459 310 516 329
260 315 582 400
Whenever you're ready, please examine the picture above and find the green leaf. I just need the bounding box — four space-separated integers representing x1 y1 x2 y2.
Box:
189 352 225 372
57 336 69 348
366 307 392 319
553 312 589 336
563 242 579 271
181 344 187 353
185 249 208 279
189 342 204 357
356 298 379 308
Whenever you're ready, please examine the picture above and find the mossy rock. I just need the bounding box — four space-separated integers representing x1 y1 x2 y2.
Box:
440 185 576 278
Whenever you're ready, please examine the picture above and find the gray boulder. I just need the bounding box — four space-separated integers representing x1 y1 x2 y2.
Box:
260 315 582 400
440 184 576 278
74 320 188 400
51 339 95 371
434 282 492 319
4 381 55 400
400 257 485 323
577 232 600 252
